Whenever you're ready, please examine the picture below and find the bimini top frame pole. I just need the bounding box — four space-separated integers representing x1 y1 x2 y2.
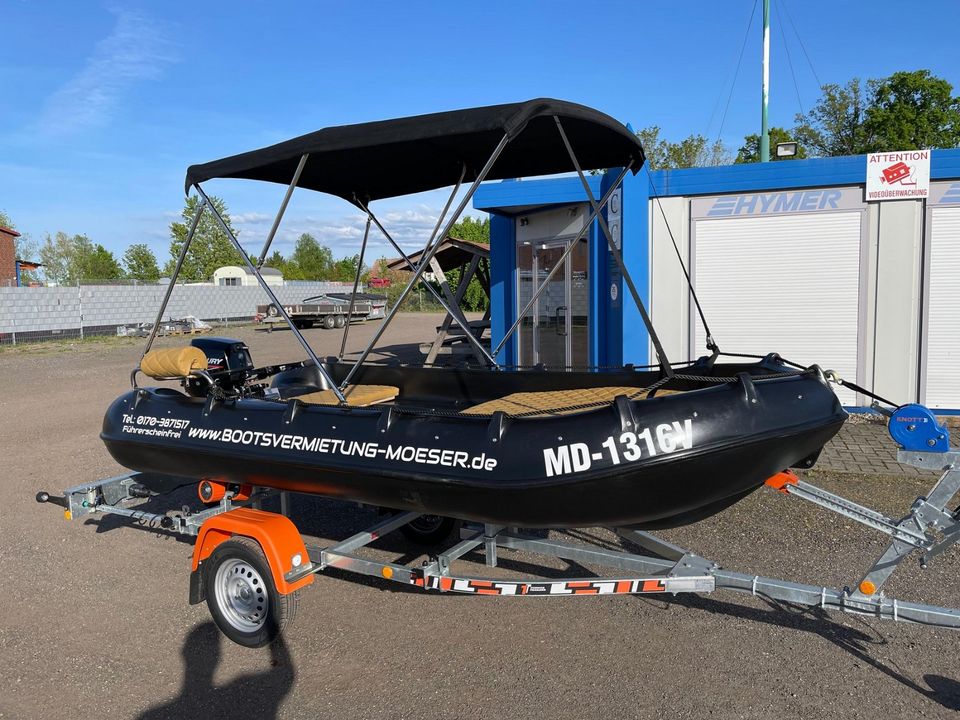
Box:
175 99 649 382
139 196 208 365
338 215 372 360
555 117 674 378
339 133 510 389
351 162 499 370
359 203 497 368
193 183 348 404
257 153 309 269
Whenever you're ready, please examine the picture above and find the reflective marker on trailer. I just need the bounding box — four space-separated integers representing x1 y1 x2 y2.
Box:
417 575 715 596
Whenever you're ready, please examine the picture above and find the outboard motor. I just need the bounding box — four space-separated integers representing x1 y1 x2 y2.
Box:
184 337 254 397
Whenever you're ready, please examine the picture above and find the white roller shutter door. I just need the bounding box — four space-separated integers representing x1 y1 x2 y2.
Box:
693 212 861 405
925 207 960 409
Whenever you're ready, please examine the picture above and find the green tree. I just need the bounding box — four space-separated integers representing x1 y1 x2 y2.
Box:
330 254 363 282
635 126 731 169
264 250 286 269
368 257 410 308
169 195 240 283
449 216 490 243
290 233 333 279
0 210 13 230
443 216 489 311
735 127 808 163
864 70 960 151
123 243 161 282
434 263 489 312
260 249 299 280
70 235 123 281
794 78 874 156
39 231 74 285
39 232 123 283
795 72 960 157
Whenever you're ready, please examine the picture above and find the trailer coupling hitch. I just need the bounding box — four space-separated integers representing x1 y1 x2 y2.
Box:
35 491 67 508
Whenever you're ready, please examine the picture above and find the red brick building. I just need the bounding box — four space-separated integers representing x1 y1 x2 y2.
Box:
0 226 19 287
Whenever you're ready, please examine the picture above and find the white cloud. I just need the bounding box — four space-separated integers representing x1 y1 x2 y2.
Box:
158 200 488 260
246 206 444 258
232 212 273 224
37 7 176 136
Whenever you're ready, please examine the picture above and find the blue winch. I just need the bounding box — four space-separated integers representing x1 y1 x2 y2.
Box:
888 404 951 453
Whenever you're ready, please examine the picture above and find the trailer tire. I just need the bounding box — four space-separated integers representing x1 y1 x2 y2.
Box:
334 314 345 328
322 315 336 330
400 515 456 545
204 536 298 648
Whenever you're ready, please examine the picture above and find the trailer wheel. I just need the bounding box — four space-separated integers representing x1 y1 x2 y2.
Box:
400 515 456 545
334 314 346 328
322 315 336 330
204 536 298 648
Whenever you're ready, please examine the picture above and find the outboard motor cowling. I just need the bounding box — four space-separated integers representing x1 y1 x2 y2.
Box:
184 337 254 397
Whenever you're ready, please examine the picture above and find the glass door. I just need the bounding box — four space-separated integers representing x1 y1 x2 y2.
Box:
535 242 568 367
516 237 589 368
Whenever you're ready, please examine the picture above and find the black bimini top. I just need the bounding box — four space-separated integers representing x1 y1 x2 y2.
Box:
184 99 645 204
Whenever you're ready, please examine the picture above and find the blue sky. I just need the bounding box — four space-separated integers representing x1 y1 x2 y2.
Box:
2 1 959 264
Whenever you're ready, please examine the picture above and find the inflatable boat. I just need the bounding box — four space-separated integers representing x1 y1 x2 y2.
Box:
101 99 847 529
104 343 844 529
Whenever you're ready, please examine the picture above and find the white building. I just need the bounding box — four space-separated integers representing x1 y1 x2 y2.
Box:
213 265 284 287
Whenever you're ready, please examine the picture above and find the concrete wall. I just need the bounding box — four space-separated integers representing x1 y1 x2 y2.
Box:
0 282 353 341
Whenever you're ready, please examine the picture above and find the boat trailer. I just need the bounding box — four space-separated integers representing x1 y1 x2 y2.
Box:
38 403 960 647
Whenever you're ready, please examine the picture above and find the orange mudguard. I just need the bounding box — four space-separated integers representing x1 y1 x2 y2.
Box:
192 507 313 594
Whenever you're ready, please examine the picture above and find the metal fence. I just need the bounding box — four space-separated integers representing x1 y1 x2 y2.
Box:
0 280 358 345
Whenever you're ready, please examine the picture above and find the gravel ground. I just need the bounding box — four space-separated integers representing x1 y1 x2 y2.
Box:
2 314 959 719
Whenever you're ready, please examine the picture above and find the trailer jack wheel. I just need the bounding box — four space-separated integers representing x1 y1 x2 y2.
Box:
204 536 298 648
400 515 456 545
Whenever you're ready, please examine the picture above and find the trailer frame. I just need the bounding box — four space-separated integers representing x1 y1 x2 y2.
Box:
39 434 960 646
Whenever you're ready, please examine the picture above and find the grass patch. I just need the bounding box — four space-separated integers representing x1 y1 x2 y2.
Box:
0 333 147 356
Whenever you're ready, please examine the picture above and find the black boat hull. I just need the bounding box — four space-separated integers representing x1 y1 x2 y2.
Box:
102 363 846 529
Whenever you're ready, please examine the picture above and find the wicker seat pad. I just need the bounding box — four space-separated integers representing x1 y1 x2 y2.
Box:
463 386 653 417
297 385 399 407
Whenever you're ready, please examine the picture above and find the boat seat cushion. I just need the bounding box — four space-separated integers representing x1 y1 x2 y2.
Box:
140 347 209 379
463 386 678 417
296 384 399 407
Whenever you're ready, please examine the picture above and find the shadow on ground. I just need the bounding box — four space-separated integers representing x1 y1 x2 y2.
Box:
84 487 960 713
137 622 295 720
636 591 960 711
